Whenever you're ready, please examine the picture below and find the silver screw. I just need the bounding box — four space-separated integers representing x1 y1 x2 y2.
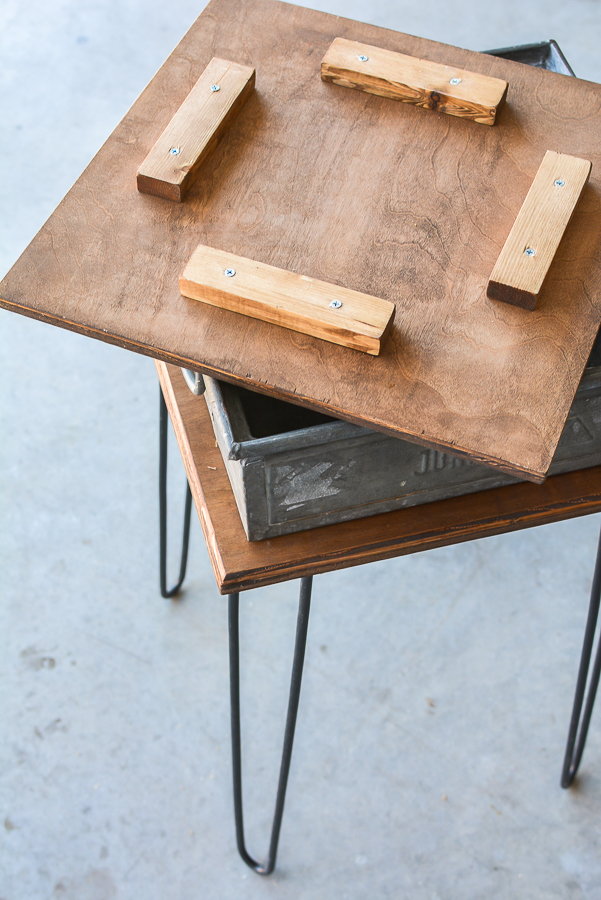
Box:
449 77 461 85
170 147 180 155
357 54 369 62
554 179 565 187
329 299 342 309
211 84 220 92
224 268 236 277
524 248 536 257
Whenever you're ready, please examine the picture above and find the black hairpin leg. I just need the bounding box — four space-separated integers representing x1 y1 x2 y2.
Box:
228 576 313 875
561 523 601 787
159 387 192 599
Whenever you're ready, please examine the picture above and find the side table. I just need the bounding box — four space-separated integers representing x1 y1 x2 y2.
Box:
2 0 601 881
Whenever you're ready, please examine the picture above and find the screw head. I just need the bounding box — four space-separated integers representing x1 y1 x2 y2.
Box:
357 54 369 62
524 247 536 257
554 179 565 187
329 299 342 309
211 84 220 92
170 147 180 155
449 77 462 85
224 268 236 277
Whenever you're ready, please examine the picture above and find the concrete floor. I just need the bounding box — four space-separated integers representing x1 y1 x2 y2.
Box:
2 1 601 897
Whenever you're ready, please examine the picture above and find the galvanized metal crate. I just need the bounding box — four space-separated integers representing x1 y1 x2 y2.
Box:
483 39 575 76
202 359 601 541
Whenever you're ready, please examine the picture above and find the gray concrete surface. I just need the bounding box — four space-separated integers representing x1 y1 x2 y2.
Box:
2 1 601 897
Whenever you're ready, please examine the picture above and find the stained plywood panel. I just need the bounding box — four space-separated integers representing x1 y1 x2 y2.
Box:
157 363 601 594
2 0 601 482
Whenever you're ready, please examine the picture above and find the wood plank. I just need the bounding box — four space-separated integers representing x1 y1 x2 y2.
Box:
321 37 508 125
180 245 395 355
487 151 592 309
137 58 255 201
157 361 601 594
2 0 601 483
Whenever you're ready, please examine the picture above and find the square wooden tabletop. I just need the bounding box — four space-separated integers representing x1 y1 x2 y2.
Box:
2 0 601 483
157 362 601 594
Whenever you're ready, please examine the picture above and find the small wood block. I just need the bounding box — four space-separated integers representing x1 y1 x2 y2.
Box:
179 245 396 355
487 151 592 310
321 37 508 125
137 58 255 201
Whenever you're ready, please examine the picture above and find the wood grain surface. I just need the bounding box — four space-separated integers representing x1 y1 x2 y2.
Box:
488 151 592 309
2 0 601 482
180 244 395 354
157 362 601 594
321 38 508 125
137 58 255 201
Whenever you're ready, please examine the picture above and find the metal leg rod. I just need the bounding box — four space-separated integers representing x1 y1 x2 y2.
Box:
159 387 192 599
229 576 313 875
561 523 601 788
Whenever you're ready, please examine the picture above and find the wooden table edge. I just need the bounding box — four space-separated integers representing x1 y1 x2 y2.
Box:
0 296 580 486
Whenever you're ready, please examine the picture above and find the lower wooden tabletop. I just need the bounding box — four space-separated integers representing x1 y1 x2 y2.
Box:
157 361 601 594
